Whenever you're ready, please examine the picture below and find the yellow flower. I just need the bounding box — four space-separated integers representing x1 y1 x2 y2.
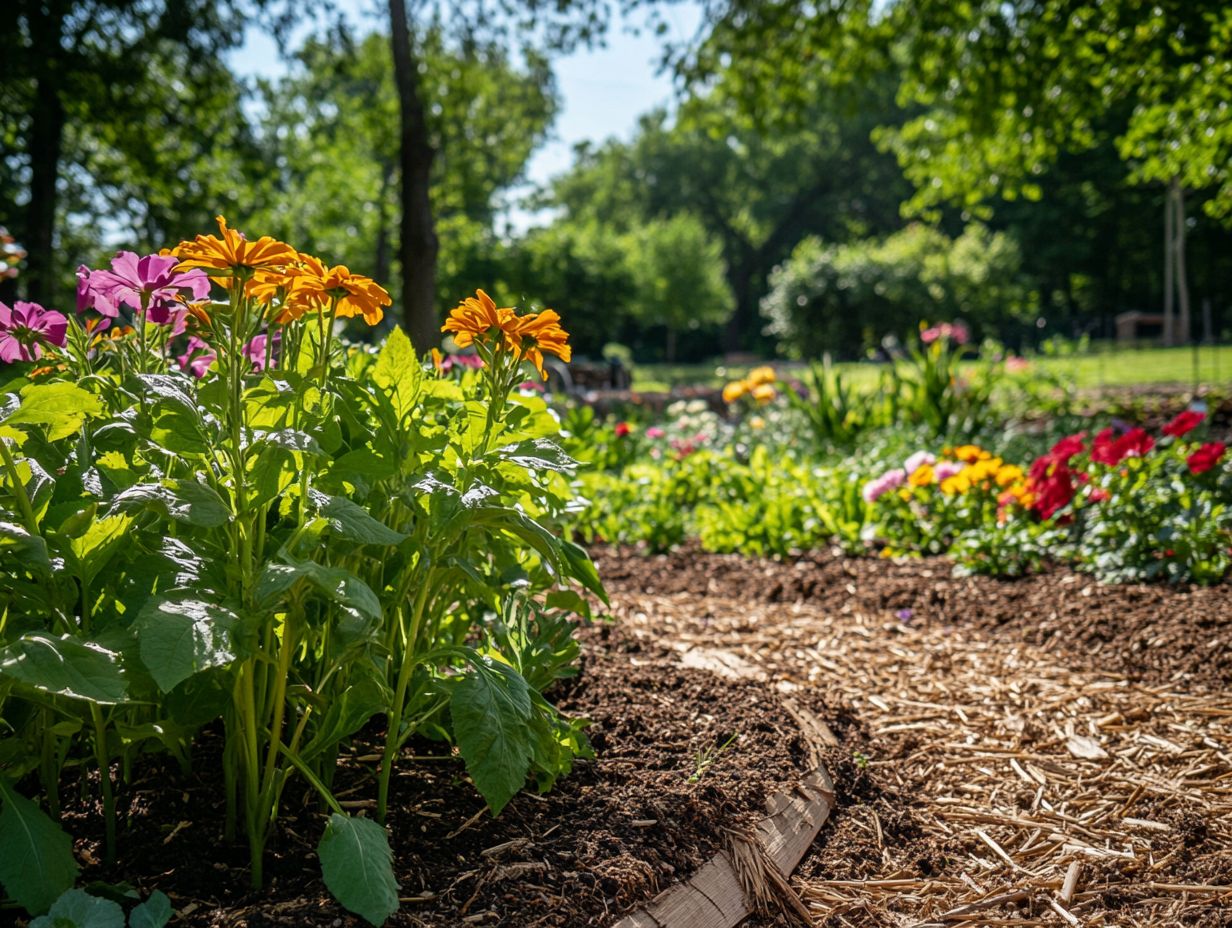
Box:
746 365 776 386
751 383 777 404
749 415 766 430
995 464 1024 487
722 380 747 403
897 488 913 501
173 215 297 277
941 473 972 495
442 289 519 349
908 464 935 487
509 308 572 379
953 444 989 464
282 257 391 326
966 457 1002 484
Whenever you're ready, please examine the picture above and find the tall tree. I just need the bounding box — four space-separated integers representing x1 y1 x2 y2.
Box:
4 1 291 304
385 0 609 351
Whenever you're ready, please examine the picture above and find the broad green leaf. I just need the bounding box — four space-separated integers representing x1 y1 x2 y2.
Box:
3 383 104 441
110 480 230 528
0 781 79 915
371 326 422 419
0 521 52 576
495 438 578 474
135 598 239 693
29 888 124 928
67 514 132 587
311 491 406 546
256 559 382 623
300 669 389 762
451 657 533 815
0 633 128 704
128 890 173 928
318 814 400 927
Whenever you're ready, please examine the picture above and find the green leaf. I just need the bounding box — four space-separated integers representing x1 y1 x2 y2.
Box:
495 438 578 473
109 480 230 528
255 559 382 623
0 781 80 915
451 657 534 815
371 326 422 419
0 633 128 704
0 521 52 577
3 383 104 442
310 491 406 546
134 598 239 693
128 890 173 928
66 514 132 587
318 814 400 927
28 888 125 928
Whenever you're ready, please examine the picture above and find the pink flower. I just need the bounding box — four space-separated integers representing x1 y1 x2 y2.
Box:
862 468 907 504
934 460 964 482
1005 356 1030 374
176 336 216 379
920 322 970 346
244 331 280 372
0 301 68 362
87 252 210 324
646 427 665 439
904 451 936 474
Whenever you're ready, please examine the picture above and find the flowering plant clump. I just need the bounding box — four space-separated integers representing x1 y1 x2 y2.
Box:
722 365 778 406
0 221 601 925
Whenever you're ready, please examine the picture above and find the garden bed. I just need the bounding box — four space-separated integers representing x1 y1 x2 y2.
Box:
600 547 1232 928
52 624 812 928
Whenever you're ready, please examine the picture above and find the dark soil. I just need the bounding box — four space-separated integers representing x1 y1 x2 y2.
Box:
45 624 807 928
596 544 1232 689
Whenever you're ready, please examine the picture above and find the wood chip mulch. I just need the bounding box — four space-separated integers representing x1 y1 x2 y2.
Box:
599 546 1232 927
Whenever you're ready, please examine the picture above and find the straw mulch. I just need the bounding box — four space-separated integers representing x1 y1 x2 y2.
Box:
604 557 1232 928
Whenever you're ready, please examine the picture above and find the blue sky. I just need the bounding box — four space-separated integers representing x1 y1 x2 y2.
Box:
228 1 702 197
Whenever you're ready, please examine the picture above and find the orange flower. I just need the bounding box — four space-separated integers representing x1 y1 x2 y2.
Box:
281 257 391 326
509 308 571 379
442 289 518 348
173 215 297 277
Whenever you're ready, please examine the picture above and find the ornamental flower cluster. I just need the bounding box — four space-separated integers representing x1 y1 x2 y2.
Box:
1023 409 1226 520
862 444 1029 507
441 288 570 379
920 321 970 345
722 365 778 405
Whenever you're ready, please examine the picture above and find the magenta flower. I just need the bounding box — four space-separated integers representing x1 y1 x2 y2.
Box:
244 331 281 372
921 322 970 346
0 301 68 363
88 252 210 324
77 264 118 317
176 335 216 379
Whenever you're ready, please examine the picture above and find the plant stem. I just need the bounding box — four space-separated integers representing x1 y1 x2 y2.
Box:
377 576 432 823
90 704 116 864
0 438 39 534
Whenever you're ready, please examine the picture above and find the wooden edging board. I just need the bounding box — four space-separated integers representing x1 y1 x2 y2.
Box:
610 647 838 928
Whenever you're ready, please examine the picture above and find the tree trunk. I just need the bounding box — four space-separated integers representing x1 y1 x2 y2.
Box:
1172 179 1191 345
1163 182 1174 346
721 258 757 356
374 162 395 287
24 3 67 307
389 0 440 352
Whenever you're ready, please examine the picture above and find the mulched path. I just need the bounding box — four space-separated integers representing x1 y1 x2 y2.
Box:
52 624 808 928
598 546 1232 927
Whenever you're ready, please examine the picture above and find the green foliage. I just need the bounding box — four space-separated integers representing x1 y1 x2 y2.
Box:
762 224 1032 359
0 781 79 916
318 814 401 927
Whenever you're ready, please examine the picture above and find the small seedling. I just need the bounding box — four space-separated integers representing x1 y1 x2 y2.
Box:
853 751 870 770
688 732 740 783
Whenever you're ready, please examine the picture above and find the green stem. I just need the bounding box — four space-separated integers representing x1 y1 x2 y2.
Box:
90 704 116 864
377 577 432 823
0 438 39 534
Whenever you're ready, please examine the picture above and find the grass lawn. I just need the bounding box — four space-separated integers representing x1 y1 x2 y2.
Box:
631 344 1232 392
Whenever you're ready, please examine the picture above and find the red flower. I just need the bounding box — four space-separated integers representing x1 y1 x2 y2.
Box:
614 421 632 438
1048 433 1086 464
1088 487 1110 503
1163 409 1205 438
1091 426 1154 465
1187 442 1227 475
1028 462 1076 520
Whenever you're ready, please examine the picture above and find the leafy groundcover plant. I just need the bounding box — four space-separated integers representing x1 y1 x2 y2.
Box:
0 220 603 926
